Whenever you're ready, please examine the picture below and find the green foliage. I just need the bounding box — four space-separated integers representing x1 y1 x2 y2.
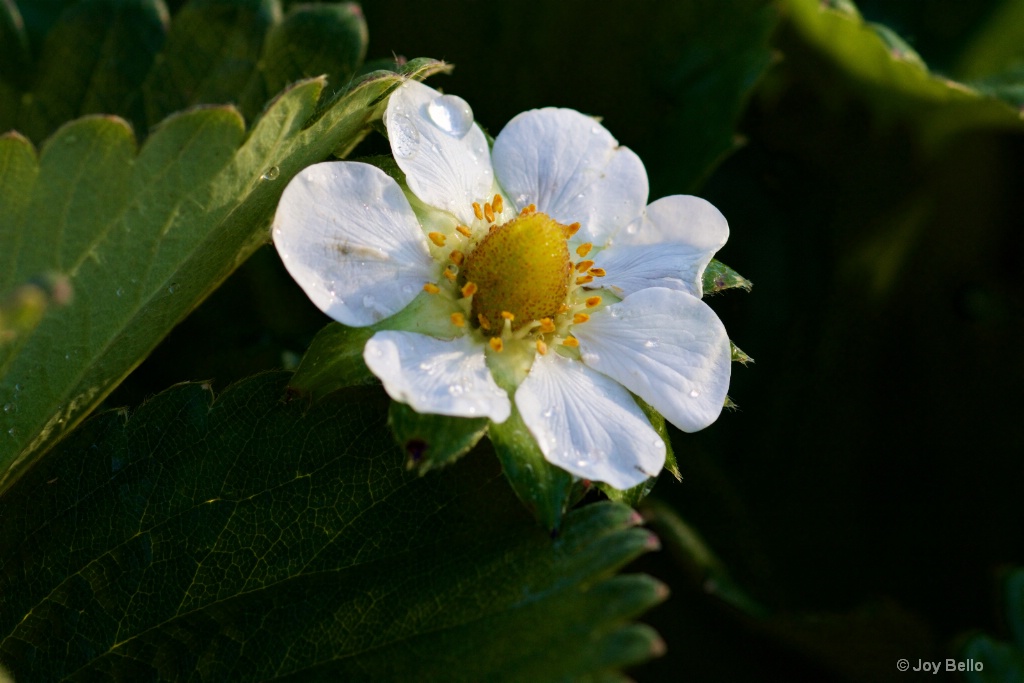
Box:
960 569 1024 682
389 401 489 473
0 373 665 681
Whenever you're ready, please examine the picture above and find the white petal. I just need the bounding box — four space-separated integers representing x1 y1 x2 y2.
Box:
516 351 665 490
385 80 494 225
492 108 648 245
574 287 731 433
596 195 729 298
363 331 511 422
272 162 434 327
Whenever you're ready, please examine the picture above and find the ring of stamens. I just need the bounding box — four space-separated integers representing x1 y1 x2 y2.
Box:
419 194 610 359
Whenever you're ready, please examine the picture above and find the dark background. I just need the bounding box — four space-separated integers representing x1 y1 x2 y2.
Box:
109 1 1024 680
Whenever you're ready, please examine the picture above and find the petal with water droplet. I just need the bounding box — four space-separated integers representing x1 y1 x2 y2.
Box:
272 162 434 327
596 195 729 298
492 108 648 245
364 331 511 422
385 81 493 224
516 351 664 490
575 287 731 433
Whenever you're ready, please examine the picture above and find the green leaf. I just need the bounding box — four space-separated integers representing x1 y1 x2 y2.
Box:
389 401 489 473
1007 568 1024 649
960 635 1024 683
0 0 30 91
0 373 666 681
488 404 574 533
702 258 752 294
0 59 450 496
954 0 1024 82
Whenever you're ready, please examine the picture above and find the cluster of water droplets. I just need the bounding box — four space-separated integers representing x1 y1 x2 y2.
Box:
389 90 477 161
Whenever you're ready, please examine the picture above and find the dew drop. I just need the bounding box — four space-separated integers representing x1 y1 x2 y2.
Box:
427 94 474 137
362 295 376 308
167 283 179 294
14 384 21 393
576 459 590 468
115 287 124 297
447 384 465 396
401 283 415 295
626 224 639 235
391 113 421 158
260 166 280 181
644 339 659 349
2 403 14 413
7 428 16 438
689 389 701 398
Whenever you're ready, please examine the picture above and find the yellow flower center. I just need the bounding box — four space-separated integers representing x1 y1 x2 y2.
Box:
462 212 572 336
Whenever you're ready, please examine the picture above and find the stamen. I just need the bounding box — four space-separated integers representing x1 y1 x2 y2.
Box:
539 317 556 333
449 250 465 266
443 268 457 281
566 222 581 237
478 313 491 330
573 313 590 324
520 203 536 216
456 225 473 238
575 275 594 285
489 337 504 353
428 232 446 247
536 339 548 355
585 296 602 308
588 267 606 277
558 303 570 314
423 283 440 294
576 260 595 273
492 194 504 213
500 311 515 321
472 202 483 220
461 282 478 297
450 312 466 327
484 202 495 223
561 336 579 348
576 243 593 257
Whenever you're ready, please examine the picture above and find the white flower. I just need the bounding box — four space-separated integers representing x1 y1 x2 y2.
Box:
272 80 732 490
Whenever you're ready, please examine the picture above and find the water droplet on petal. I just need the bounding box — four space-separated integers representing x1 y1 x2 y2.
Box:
626 223 639 235
427 94 474 137
260 166 280 181
644 339 659 349
391 113 421 158
362 295 375 308
402 284 414 295
576 459 590 468
447 384 465 396
689 389 700 398
590 126 600 134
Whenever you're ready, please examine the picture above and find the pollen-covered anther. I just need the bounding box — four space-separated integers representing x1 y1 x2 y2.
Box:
423 283 440 294
450 250 465 266
573 312 590 324
472 202 483 220
443 268 457 282
500 311 515 321
536 339 548 355
558 303 570 314
576 275 594 285
561 336 580 348
461 282 478 298
576 243 593 257
428 232 446 247
565 222 581 237
576 260 595 273
478 313 491 330
450 312 466 327
539 317 556 333
519 204 536 217
456 225 473 238
492 194 504 213
589 267 606 277
489 337 504 352
484 202 495 223
585 296 602 308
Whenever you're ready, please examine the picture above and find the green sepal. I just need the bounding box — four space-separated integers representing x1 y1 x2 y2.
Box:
599 395 677 508
959 635 1024 683
488 405 574 533
702 258 752 294
388 401 489 473
731 341 754 365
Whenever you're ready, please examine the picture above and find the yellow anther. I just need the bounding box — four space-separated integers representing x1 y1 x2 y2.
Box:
520 203 536 216
558 303 570 314
539 317 556 333
536 339 548 355
473 202 483 220
492 194 504 213
489 337 504 353
573 312 590 324
450 249 465 266
443 268 457 281
589 267 606 277
428 232 446 247
478 313 491 330
575 275 594 285
500 311 515 321
456 225 474 238
576 260 595 273
561 336 579 348
576 243 593 257
450 312 466 327
484 202 495 223
585 296 602 308
566 222 581 237
461 282 478 297
423 283 440 294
